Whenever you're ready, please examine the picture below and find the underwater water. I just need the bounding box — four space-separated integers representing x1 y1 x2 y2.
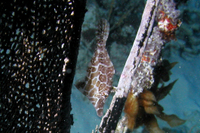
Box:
71 0 200 132
1 0 199 132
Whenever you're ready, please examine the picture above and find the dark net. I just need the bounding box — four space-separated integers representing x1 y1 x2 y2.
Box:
0 0 86 132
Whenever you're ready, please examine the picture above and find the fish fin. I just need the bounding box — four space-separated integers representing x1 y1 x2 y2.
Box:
95 97 105 117
96 19 110 46
75 78 86 94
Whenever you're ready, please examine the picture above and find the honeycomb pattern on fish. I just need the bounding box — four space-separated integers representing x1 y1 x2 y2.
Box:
78 19 115 117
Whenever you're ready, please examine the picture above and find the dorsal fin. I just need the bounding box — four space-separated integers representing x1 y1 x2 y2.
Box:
96 19 110 47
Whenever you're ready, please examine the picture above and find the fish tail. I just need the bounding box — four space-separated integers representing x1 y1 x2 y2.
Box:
96 19 110 47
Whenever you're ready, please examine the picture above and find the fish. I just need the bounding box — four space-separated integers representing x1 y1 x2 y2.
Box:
76 19 115 117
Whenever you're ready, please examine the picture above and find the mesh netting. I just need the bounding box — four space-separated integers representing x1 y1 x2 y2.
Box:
0 0 86 132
